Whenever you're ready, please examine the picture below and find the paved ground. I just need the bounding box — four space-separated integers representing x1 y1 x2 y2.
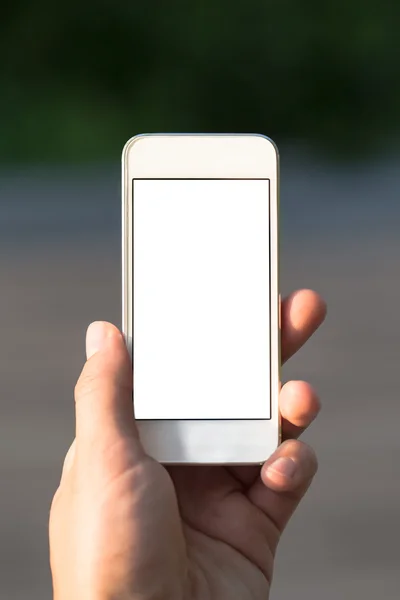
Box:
0 155 399 598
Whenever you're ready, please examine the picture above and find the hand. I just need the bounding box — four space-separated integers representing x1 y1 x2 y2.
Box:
50 289 326 600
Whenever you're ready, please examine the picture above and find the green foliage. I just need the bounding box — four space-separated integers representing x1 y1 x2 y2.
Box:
1 0 399 163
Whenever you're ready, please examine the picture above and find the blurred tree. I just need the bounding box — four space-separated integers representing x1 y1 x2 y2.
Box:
0 0 399 162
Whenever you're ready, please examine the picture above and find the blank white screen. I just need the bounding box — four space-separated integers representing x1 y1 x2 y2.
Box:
133 179 270 419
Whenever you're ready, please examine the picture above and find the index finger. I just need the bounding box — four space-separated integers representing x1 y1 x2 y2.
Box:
281 289 327 364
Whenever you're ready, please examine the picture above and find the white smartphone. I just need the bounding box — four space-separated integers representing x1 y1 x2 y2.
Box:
122 134 280 465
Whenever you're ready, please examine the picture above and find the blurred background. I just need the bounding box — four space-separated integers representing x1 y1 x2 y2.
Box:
1 1 399 598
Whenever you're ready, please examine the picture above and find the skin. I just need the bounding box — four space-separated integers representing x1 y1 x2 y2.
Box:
50 289 326 600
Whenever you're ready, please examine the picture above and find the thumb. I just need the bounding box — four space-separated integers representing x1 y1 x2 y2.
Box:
74 321 140 456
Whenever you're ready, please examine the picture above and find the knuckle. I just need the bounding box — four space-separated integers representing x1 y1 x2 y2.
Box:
74 356 132 403
74 367 103 402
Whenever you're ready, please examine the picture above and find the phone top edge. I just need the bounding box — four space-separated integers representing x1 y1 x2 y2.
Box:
123 134 278 180
122 133 279 157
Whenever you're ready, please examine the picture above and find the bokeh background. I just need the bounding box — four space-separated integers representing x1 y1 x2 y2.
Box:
1 2 399 598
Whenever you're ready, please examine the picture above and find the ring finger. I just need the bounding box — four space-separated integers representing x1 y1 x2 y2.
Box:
280 380 321 441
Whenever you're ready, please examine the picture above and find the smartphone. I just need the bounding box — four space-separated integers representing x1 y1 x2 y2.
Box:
122 134 280 464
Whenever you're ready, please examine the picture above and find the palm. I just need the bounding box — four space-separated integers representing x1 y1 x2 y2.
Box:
167 464 276 599
111 456 277 599
99 449 275 599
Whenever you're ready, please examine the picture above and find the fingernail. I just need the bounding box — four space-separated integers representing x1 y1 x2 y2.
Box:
86 322 110 359
267 456 297 479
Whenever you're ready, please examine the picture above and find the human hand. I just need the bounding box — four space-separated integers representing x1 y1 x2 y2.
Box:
50 289 326 600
